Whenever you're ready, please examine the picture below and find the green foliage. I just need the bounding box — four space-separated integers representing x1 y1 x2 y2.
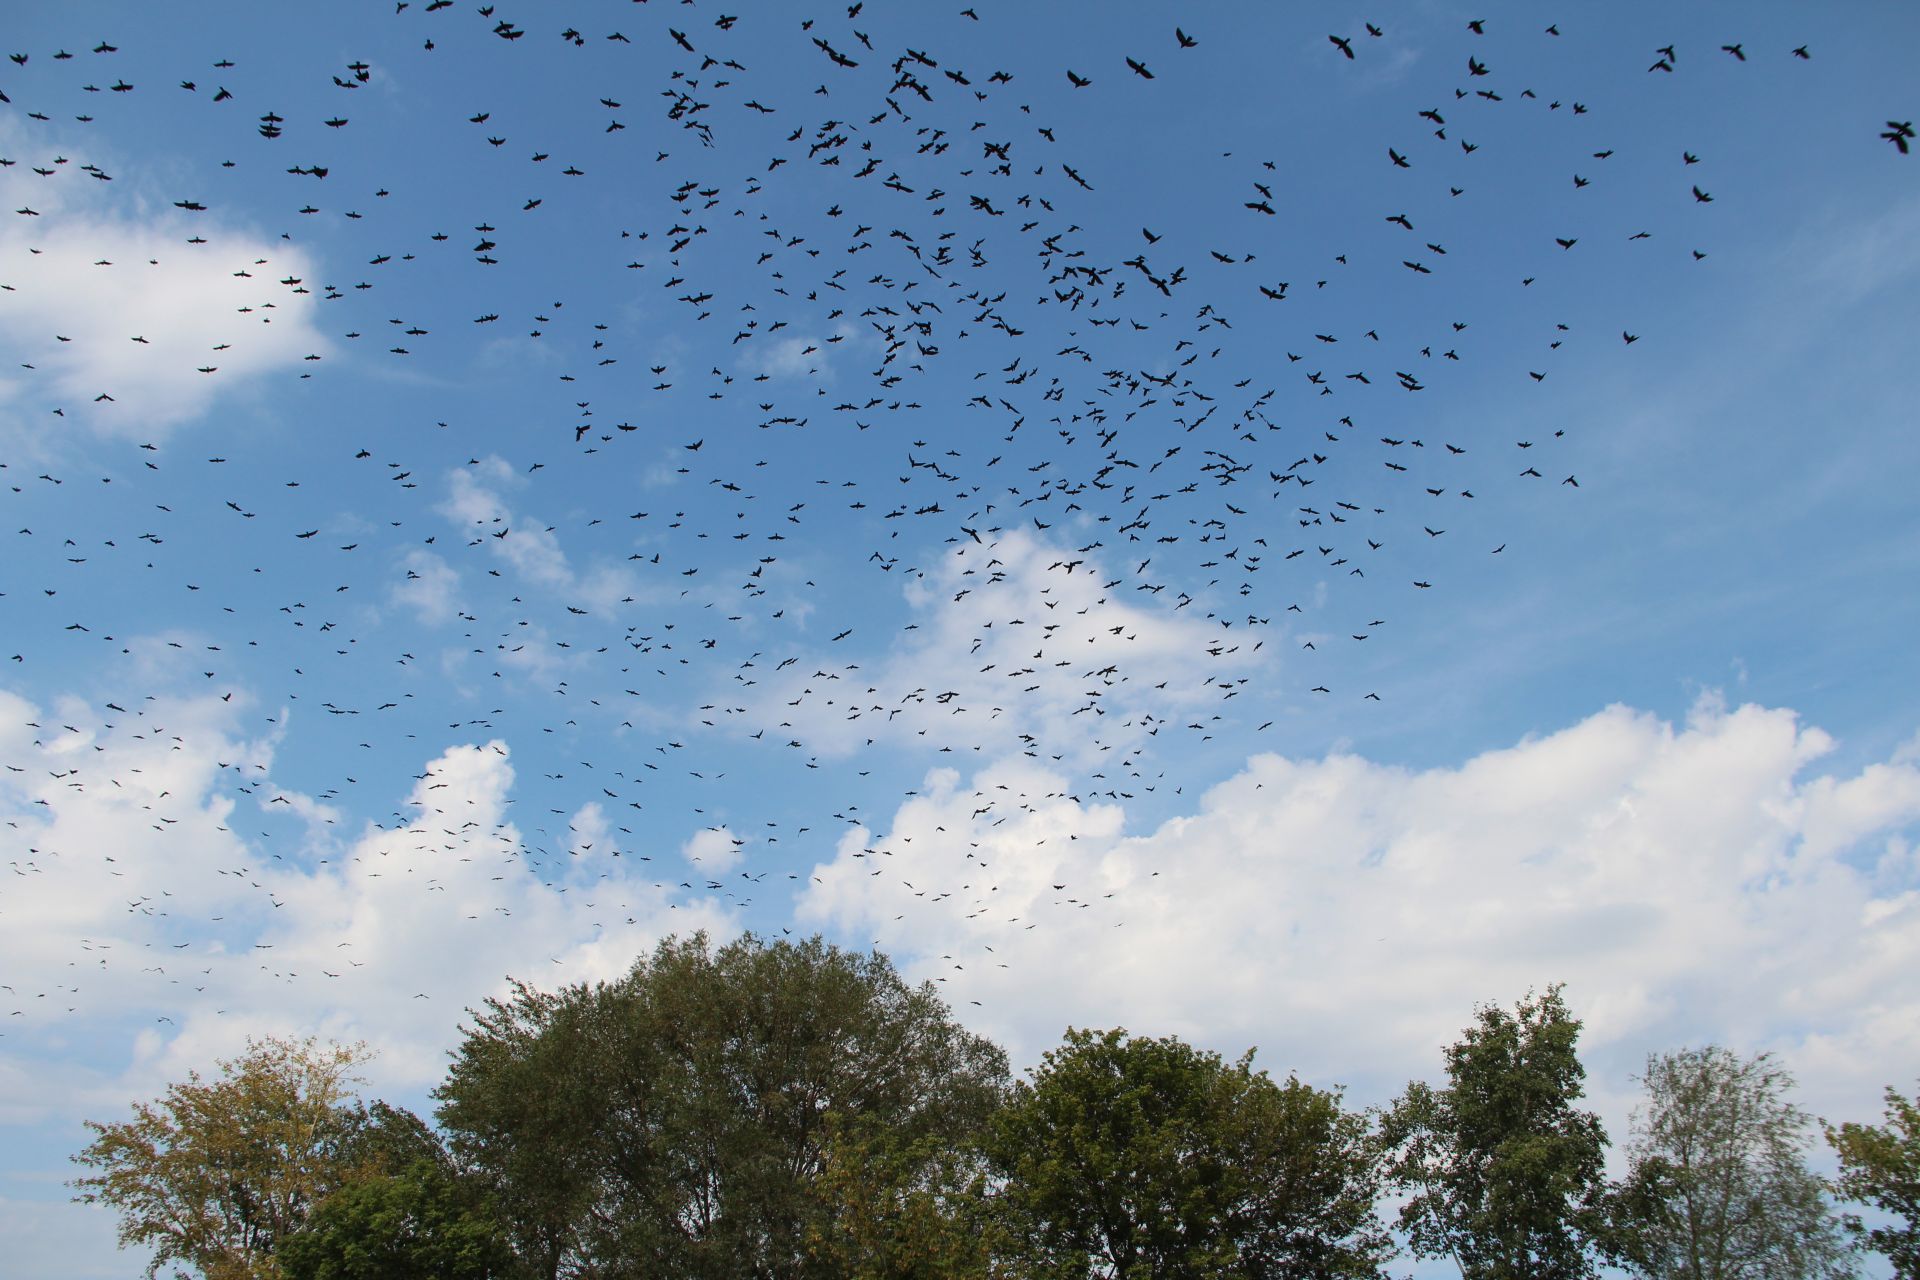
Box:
983 1026 1395 1279
433 931 1009 1280
1604 1046 1851 1280
803 1114 1003 1280
84 957 1887 1280
278 1159 516 1280
1381 984 1609 1280
331 1100 450 1180
1828 1083 1920 1278
69 1036 373 1280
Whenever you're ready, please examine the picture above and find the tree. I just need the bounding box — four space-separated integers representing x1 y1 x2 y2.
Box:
802 1113 1003 1280
1828 1082 1920 1278
331 1099 449 1178
70 1036 373 1280
278 1158 517 1280
433 931 1009 1280
982 1026 1395 1279
1381 984 1609 1280
1604 1046 1852 1280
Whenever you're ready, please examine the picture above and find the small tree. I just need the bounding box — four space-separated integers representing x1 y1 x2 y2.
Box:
1381 984 1609 1280
1828 1083 1920 1279
984 1026 1395 1279
70 1036 372 1280
1606 1045 1852 1280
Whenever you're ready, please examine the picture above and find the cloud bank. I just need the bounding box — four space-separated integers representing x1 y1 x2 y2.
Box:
801 695 1920 1129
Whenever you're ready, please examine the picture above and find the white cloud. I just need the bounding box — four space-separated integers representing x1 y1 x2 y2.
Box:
0 140 328 442
441 460 572 590
0 683 740 1122
390 549 464 624
739 327 853 382
683 825 744 873
567 801 616 859
743 528 1270 765
437 458 639 610
799 697 1920 1135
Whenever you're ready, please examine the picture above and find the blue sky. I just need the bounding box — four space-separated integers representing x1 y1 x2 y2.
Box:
2 2 1917 1274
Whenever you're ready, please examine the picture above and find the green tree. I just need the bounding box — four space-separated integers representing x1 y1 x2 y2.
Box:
1828 1082 1920 1278
803 1114 1003 1280
983 1026 1395 1279
1381 984 1609 1280
331 1100 450 1179
434 931 1009 1280
70 1036 373 1280
1605 1046 1851 1280
278 1158 517 1280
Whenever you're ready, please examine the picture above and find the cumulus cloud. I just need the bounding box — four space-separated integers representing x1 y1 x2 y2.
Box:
743 528 1270 764
739 325 855 382
390 549 464 624
799 697 1920 1132
683 826 745 874
437 457 638 609
0 684 739 1116
568 801 616 859
441 459 573 589
0 138 327 442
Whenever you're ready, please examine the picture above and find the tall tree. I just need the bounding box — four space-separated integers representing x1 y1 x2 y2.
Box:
1381 984 1609 1280
1605 1046 1851 1280
1828 1082 1920 1279
434 931 1009 1280
983 1026 1395 1279
70 1036 373 1280
1607 1046 1852 1279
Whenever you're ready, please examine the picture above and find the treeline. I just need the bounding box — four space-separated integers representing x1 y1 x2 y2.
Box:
71 933 1919 1279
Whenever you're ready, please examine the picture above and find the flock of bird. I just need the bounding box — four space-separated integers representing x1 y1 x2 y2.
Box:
0 4 1906 1026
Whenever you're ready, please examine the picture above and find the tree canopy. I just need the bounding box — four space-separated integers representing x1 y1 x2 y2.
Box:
74 948 1890 1280
432 931 1009 1280
1382 984 1610 1280
1605 1045 1852 1280
277 1157 516 1280
984 1026 1394 1279
802 1112 1003 1280
1828 1082 1920 1279
70 1036 375 1280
